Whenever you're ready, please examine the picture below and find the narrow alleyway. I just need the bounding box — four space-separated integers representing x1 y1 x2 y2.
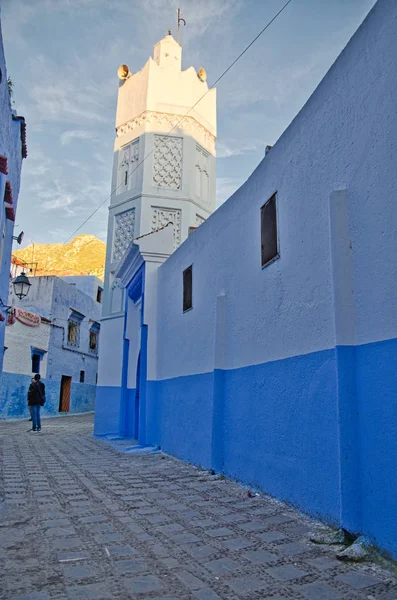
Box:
0 415 395 600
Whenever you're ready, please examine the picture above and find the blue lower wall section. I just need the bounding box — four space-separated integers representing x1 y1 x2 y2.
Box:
356 337 397 558
94 338 397 559
0 372 96 419
94 385 122 435
221 351 341 524
156 372 215 468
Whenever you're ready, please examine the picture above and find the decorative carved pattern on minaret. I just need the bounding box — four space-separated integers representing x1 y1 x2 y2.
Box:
113 208 136 261
116 111 215 153
151 207 181 249
117 139 139 193
152 135 183 190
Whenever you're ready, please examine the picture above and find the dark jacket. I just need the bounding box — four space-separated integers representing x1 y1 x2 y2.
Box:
28 381 46 406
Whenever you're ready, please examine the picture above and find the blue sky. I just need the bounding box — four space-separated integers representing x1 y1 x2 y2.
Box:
2 0 376 247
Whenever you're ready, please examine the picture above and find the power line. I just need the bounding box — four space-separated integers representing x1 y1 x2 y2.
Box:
63 0 294 243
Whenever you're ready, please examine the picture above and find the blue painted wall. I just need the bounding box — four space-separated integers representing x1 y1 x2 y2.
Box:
94 385 123 436
0 372 95 419
356 338 397 557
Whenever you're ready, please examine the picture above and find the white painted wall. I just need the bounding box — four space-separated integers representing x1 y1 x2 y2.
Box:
3 319 50 377
97 316 124 387
61 276 103 302
155 0 397 380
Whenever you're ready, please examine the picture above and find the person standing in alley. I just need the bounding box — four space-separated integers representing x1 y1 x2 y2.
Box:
27 374 45 432
27 376 34 422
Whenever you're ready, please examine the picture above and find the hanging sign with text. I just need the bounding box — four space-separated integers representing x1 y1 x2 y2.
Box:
14 308 41 327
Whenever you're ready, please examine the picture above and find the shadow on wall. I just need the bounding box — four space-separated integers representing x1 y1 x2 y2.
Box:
0 372 96 419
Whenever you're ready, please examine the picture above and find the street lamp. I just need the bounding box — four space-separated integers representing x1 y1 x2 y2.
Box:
12 271 31 299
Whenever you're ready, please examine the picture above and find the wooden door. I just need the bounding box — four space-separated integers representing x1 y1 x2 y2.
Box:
59 375 71 412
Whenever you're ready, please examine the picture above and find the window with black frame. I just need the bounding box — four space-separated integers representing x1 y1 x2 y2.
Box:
261 193 279 268
183 265 193 312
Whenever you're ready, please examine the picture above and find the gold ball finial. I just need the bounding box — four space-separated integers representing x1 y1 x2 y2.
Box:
197 67 207 82
117 64 130 80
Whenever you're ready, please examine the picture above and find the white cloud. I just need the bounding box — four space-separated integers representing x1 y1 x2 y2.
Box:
217 141 258 158
61 130 94 145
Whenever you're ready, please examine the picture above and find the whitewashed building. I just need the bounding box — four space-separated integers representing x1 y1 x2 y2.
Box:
96 32 217 431
0 275 102 418
95 0 397 560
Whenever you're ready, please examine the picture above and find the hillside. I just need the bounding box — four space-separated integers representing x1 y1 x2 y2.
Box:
14 234 106 281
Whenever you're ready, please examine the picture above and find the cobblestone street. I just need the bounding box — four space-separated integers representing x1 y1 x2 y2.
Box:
0 414 396 600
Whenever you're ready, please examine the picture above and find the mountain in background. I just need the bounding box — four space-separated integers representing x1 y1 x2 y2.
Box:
14 234 106 281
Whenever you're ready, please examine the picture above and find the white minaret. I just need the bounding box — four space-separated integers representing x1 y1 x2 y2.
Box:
103 32 216 317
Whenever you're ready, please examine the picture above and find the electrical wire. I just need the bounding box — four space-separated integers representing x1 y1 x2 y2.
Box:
63 0 294 243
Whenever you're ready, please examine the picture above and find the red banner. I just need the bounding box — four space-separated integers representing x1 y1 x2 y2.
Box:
14 308 41 327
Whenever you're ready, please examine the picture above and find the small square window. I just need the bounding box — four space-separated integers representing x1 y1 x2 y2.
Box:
261 193 279 268
79 370 85 383
183 265 193 312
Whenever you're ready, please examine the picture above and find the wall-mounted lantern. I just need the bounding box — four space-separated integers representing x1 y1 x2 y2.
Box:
12 271 31 300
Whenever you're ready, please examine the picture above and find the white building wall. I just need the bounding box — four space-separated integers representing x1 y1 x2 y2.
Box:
3 319 50 377
5 276 101 385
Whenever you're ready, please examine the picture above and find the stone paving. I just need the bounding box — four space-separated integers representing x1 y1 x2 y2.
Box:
0 414 396 600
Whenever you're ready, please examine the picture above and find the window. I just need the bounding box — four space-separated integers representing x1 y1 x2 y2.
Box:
79 370 85 383
89 322 100 353
32 354 40 374
30 347 46 374
67 310 84 347
68 320 79 346
261 193 279 268
96 286 103 303
124 170 128 186
183 265 193 312
96 372 98 384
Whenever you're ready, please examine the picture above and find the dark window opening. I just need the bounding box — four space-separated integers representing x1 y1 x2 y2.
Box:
79 370 85 383
89 329 98 352
124 170 128 186
96 286 103 303
96 372 98 385
32 354 40 374
183 265 193 312
261 193 278 268
68 320 79 346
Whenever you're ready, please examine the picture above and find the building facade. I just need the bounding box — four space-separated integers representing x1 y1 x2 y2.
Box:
96 32 217 426
0 14 27 372
0 275 102 418
95 0 397 559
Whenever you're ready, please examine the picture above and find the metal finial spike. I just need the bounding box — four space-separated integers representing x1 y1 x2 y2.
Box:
177 8 186 45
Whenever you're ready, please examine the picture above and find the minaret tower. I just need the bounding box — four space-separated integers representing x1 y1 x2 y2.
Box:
103 32 216 317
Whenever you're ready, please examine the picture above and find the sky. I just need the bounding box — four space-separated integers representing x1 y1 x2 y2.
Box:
1 0 376 248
